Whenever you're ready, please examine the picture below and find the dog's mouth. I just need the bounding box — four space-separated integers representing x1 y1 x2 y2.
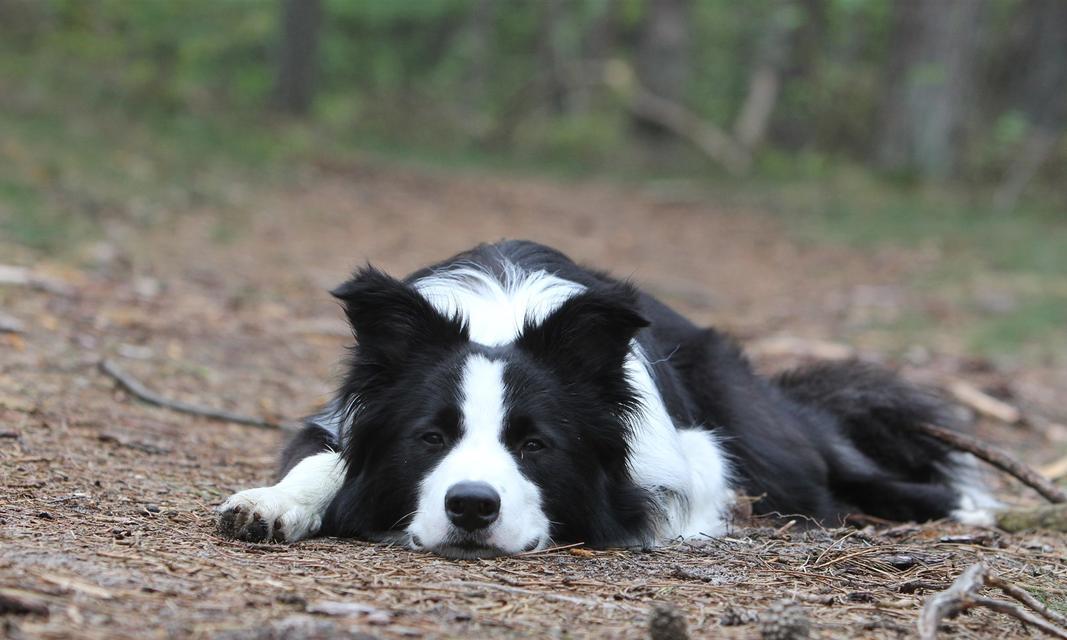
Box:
410 534 544 559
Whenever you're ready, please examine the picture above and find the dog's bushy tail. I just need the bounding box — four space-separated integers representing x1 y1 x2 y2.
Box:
774 360 995 523
775 361 956 475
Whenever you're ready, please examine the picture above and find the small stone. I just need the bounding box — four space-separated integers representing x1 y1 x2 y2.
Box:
649 605 689 640
145 504 161 513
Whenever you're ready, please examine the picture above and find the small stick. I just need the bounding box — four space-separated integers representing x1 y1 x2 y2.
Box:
516 541 586 557
987 576 1067 627
970 598 1067 639
919 563 1067 640
947 380 1021 424
0 264 76 296
1040 455 1067 481
920 563 987 639
98 359 294 431
916 423 1066 504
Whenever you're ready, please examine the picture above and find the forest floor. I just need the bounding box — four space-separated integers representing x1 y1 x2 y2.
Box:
1 161 1066 639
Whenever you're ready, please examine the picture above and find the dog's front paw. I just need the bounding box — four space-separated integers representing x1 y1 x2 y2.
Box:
216 486 322 543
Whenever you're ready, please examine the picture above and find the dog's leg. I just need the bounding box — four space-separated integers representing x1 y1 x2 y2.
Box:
217 451 346 543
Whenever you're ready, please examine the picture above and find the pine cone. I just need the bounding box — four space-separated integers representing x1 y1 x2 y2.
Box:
648 604 689 640
759 600 810 640
720 606 759 626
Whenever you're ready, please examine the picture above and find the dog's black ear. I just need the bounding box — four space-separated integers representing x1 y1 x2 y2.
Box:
331 266 468 365
516 284 649 377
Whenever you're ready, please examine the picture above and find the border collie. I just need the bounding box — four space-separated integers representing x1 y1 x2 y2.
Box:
217 240 996 557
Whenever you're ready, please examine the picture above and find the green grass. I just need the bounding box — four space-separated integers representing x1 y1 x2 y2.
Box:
1027 589 1067 619
715 170 1067 364
967 296 1067 361
0 66 316 254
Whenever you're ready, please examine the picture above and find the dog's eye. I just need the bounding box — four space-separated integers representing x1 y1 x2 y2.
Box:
421 432 445 446
521 438 546 453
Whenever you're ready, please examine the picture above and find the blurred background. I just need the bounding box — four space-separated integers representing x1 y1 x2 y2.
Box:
3 5 1066 632
0 0 1064 406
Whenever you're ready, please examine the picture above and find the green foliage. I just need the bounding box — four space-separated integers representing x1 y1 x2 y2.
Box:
3 0 1063 186
968 296 1067 362
0 0 1063 359
733 171 1067 363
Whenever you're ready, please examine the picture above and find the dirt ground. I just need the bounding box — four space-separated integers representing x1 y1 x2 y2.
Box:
1 163 1065 639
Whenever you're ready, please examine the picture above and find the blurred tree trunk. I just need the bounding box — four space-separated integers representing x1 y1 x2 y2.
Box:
633 0 692 137
875 0 985 178
539 0 570 114
274 0 322 115
1018 0 1067 129
771 0 826 149
994 0 1067 209
734 1 803 151
461 0 494 129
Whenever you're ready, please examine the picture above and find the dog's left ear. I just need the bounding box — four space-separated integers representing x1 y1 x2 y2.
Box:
331 266 468 366
516 284 649 378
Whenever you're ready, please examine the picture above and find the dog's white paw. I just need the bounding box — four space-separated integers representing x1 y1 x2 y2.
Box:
216 486 323 543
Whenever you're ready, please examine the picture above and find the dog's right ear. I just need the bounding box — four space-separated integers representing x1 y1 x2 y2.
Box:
331 266 468 365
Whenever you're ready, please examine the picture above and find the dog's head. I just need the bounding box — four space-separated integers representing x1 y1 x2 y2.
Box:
323 267 653 557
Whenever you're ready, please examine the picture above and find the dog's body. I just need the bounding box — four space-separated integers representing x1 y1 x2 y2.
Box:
218 240 995 557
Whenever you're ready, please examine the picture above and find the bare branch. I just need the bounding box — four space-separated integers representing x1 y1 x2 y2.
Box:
987 575 1067 628
915 423 1066 504
919 563 1067 640
0 264 76 296
602 61 752 176
947 380 1022 424
98 359 295 431
919 563 989 640
971 598 1067 639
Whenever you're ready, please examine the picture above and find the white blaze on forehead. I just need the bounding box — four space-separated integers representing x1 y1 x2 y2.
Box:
460 355 508 441
406 354 549 553
413 262 585 346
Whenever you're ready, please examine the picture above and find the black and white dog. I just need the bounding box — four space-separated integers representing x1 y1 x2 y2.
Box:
217 240 996 558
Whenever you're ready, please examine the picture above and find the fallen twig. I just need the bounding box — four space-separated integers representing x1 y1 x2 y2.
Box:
593 60 752 176
516 541 587 557
0 311 25 334
919 563 1067 640
947 381 1022 425
968 597 1067 639
0 588 51 616
745 335 855 361
1040 455 1067 481
0 264 76 296
986 575 1067 627
915 422 1066 504
98 359 295 431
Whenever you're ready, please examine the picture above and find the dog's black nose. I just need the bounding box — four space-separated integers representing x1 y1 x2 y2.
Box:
444 481 500 531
